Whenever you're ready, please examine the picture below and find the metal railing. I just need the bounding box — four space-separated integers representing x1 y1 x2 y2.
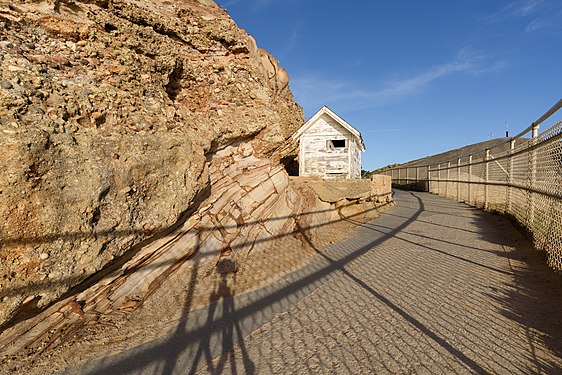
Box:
382 99 562 272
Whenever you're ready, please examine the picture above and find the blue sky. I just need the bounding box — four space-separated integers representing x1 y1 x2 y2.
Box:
215 0 562 170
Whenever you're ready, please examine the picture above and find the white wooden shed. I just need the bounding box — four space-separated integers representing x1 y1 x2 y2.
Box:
292 106 365 179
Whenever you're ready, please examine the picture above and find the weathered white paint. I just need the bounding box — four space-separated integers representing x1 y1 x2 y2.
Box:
293 106 365 179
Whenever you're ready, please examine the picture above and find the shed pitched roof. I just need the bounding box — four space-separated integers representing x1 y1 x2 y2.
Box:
292 106 366 151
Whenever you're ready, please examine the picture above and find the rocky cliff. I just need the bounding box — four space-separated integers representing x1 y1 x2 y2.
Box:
0 0 393 372
0 0 302 328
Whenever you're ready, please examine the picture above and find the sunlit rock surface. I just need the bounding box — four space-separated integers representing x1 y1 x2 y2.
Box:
0 0 302 328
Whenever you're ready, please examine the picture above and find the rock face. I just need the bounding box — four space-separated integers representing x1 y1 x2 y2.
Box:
0 0 302 330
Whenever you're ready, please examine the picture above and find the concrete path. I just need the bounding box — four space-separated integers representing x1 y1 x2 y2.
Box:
70 190 562 375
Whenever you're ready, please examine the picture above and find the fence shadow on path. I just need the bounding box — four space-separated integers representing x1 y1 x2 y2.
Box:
296 196 489 375
473 210 562 373
68 194 419 375
80 191 540 375
339 192 562 374
6 189 560 374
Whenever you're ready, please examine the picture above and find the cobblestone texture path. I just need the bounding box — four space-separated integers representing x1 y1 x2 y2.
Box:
74 190 562 375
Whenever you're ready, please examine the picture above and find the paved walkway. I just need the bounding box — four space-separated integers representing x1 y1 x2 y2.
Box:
71 190 562 374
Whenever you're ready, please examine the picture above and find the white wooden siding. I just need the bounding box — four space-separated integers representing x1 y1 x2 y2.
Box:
350 139 361 178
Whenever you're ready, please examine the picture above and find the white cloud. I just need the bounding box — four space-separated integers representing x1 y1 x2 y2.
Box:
483 0 562 33
483 0 544 22
371 60 472 100
291 49 500 113
525 18 549 32
505 0 543 17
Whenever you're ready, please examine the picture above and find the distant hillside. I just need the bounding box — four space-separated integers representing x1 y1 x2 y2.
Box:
376 137 528 172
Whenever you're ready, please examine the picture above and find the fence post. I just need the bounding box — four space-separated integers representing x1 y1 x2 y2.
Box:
529 124 540 226
457 158 461 201
507 139 515 213
407 167 411 184
434 164 441 195
444 161 449 197
416 166 419 183
532 123 540 138
438 164 442 195
468 155 472 205
485 149 490 210
428 165 432 193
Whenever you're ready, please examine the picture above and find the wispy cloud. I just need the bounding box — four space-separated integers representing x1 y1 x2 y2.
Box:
277 23 301 62
291 49 501 114
484 0 562 33
525 18 549 32
505 0 543 17
484 0 543 22
371 60 471 101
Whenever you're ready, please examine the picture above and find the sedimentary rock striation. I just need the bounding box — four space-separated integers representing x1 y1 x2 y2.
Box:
0 0 392 371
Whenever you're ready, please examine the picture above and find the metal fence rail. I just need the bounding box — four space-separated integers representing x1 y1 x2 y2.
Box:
382 100 562 272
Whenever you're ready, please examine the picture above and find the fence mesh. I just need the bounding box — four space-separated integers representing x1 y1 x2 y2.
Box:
383 119 562 272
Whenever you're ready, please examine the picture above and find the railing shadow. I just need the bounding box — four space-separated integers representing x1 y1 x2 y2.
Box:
1 192 391 373
387 177 562 372
180 190 562 374
6 189 560 374
51 196 407 374
0 194 390 331
335 191 562 374
71 190 537 374
296 195 489 375
471 211 562 370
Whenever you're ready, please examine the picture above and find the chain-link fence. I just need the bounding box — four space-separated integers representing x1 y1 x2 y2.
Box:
382 100 562 272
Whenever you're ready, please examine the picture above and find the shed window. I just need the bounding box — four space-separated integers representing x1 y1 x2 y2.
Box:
327 139 346 150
